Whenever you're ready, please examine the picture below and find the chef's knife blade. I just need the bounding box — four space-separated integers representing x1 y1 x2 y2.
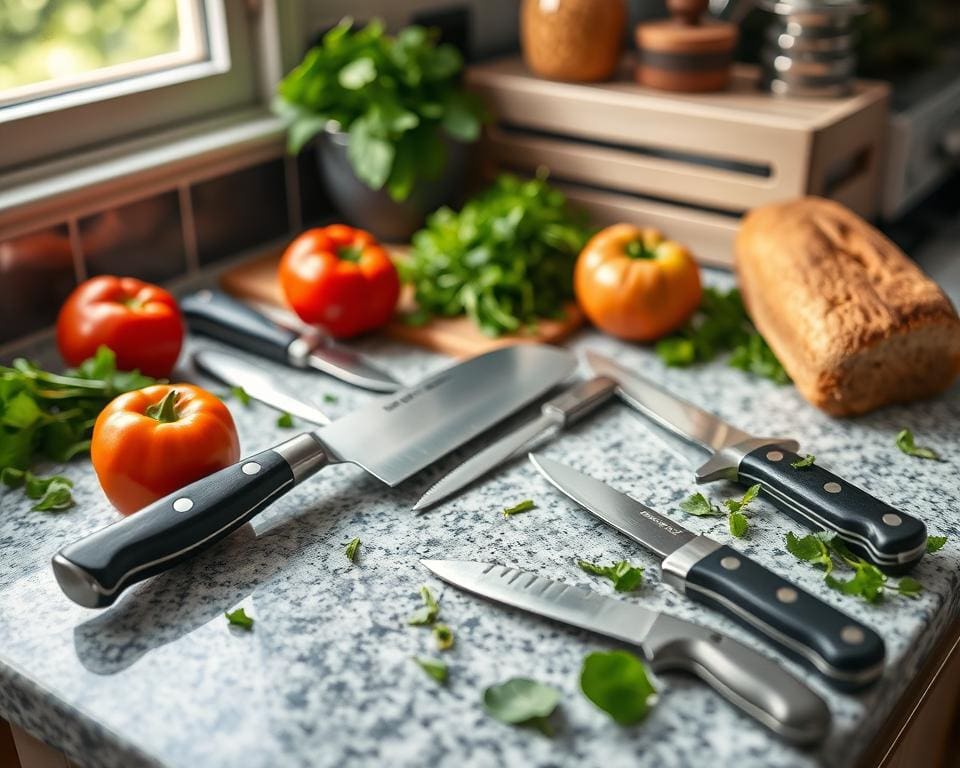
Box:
585 351 928 570
51 345 576 608
413 376 617 510
181 290 402 393
422 559 830 744
193 349 330 426
529 454 886 689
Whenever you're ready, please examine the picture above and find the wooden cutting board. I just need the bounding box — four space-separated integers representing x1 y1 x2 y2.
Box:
219 248 583 358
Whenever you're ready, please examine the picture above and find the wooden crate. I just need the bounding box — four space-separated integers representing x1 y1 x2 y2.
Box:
467 57 889 266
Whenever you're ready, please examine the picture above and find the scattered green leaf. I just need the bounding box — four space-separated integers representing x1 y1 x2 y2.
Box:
926 536 947 553
408 585 440 625
680 486 758 538
502 499 535 517
728 511 748 538
896 429 940 461
679 492 723 517
580 650 656 726
482 678 560 735
785 531 834 574
230 386 251 407
276 412 294 428
791 454 815 469
433 623 454 651
323 393 339 404
225 607 254 630
414 657 448 684
345 537 361 563
578 559 644 592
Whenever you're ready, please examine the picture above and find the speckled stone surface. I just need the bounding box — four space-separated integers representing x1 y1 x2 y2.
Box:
1 282 958 768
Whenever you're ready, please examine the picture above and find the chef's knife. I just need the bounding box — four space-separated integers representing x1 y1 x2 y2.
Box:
413 376 618 510
423 559 830 744
192 349 330 426
51 345 576 608
585 351 928 570
180 290 402 393
529 454 885 689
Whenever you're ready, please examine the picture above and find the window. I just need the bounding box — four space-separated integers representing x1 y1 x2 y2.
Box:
0 0 262 173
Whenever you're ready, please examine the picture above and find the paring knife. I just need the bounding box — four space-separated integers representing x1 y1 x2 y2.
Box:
529 454 886 690
192 349 330 426
413 376 618 510
585 350 928 570
50 345 576 608
180 290 402 393
423 559 831 744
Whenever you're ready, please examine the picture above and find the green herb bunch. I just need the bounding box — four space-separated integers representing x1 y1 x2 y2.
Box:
274 18 485 201
656 287 789 384
403 174 591 336
0 346 154 509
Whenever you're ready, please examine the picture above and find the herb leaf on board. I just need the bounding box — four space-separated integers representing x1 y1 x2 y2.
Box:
408 585 440 626
580 650 657 726
482 678 561 735
895 429 940 461
578 559 644 592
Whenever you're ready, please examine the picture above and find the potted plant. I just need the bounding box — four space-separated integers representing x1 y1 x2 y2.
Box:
274 18 487 241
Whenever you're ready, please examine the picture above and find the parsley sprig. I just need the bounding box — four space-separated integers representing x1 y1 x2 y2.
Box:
679 484 760 538
785 531 923 602
896 429 940 461
407 585 440 626
578 559 644 592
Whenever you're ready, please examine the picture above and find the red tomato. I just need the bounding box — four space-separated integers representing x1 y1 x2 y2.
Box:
278 224 400 338
56 276 184 378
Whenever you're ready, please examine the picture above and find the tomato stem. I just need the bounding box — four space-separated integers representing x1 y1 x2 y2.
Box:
624 239 656 260
337 245 363 263
146 389 180 423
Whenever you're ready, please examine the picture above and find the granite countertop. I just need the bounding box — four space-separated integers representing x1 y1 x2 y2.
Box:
1 311 958 768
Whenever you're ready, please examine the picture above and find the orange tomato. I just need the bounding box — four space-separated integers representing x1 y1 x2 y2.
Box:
574 224 702 341
91 384 240 515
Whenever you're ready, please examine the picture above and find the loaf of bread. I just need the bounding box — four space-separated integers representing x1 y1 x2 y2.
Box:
735 197 960 416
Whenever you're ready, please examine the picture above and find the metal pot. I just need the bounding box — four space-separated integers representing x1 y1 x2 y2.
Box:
316 126 468 242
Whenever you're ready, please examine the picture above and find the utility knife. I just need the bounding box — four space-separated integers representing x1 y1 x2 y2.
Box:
413 376 618 510
529 453 886 690
180 290 402 393
585 350 928 570
423 559 831 744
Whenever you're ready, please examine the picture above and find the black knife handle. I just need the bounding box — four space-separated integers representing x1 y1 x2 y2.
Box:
181 290 298 365
663 538 885 690
738 447 927 571
52 435 329 608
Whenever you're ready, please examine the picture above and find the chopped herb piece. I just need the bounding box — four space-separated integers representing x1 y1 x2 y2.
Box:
580 650 656 726
503 499 535 517
578 559 644 592
728 512 748 538
276 412 294 428
230 386 251 407
482 678 560 735
785 532 834 574
791 454 815 469
896 429 940 461
433 623 454 651
681 486 758 538
926 536 947 553
723 484 760 514
1 468 74 511
225 607 254 630
896 577 923 598
408 585 440 625
679 492 723 517
345 537 361 563
323 394 338 404
414 657 448 684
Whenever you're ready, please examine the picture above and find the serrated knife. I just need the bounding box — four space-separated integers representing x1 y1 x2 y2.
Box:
181 289 402 393
50 345 576 608
413 376 618 510
585 350 928 570
529 453 886 690
423 559 830 744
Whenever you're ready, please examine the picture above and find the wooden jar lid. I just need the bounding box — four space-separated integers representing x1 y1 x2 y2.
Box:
635 0 738 92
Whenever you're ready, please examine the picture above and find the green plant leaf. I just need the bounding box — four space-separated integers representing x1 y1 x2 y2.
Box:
348 114 395 190
728 511 748 538
502 499 535 517
896 577 923 598
791 454 815 469
414 657 448 683
679 492 722 517
578 559 644 592
926 536 947 553
339 57 377 89
345 537 361 562
433 623 454 650
482 678 560 733
442 92 482 142
580 650 656 725
895 429 940 461
785 531 833 574
225 607 254 630
408 585 440 625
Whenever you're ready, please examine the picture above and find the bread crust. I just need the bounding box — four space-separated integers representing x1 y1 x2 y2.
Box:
735 197 960 416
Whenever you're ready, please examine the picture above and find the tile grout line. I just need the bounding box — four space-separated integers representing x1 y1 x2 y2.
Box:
178 184 200 274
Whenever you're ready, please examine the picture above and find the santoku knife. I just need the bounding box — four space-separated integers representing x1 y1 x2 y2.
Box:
50 345 576 608
413 376 618 510
585 350 927 570
423 559 831 744
192 349 331 426
529 454 885 689
181 290 402 393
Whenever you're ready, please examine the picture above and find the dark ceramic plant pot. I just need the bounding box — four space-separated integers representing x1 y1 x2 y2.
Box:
316 127 468 242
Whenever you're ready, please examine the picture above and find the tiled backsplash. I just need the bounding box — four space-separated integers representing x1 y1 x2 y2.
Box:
0 151 331 347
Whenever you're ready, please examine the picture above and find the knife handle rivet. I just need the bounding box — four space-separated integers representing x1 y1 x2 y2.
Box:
776 587 798 604
241 462 262 476
766 450 784 462
720 556 741 571
841 625 866 645
823 482 842 494
173 497 193 513
882 513 902 527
